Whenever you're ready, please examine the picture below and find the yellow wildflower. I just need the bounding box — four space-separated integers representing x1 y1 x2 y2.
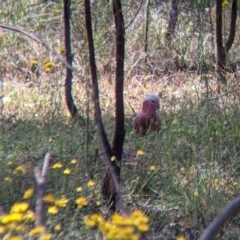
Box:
30 59 38 65
11 202 29 213
44 61 54 68
14 166 26 174
7 161 13 166
176 236 186 240
43 194 55 203
1 213 23 224
180 167 185 172
23 188 34 199
137 150 145 156
4 177 11 182
5 222 17 230
28 226 45 237
55 196 69 207
76 186 82 192
70 158 77 164
111 213 124 225
8 236 23 240
84 215 97 228
52 163 63 169
16 224 26 233
137 223 149 232
48 206 58 214
87 180 95 187
39 233 52 240
54 224 62 231
59 47 66 54
149 165 156 171
194 191 199 198
222 0 229 7
52 8 59 14
23 210 35 222
63 168 71 175
0 225 5 233
45 68 51 73
75 197 88 209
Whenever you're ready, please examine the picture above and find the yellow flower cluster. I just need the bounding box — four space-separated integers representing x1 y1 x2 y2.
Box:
29 59 55 73
137 150 145 156
75 197 88 209
52 159 78 174
44 60 55 73
0 186 54 239
43 194 69 214
59 46 66 54
222 0 229 7
52 8 60 14
30 59 38 66
84 210 149 240
14 165 26 175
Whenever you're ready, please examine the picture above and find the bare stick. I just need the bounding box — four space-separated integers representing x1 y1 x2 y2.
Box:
34 153 51 227
200 195 240 240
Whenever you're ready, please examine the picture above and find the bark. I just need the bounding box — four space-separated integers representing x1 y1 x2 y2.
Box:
84 0 126 213
216 0 237 84
34 153 50 227
63 0 78 117
144 0 150 63
165 0 179 41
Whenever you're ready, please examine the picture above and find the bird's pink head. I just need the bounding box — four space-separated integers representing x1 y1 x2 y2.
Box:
142 94 160 113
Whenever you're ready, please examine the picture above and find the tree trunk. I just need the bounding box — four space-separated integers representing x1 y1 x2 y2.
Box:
216 0 237 84
165 0 179 41
63 0 78 117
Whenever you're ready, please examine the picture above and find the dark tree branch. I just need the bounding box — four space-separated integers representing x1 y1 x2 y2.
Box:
112 0 125 162
165 0 179 41
216 0 226 83
144 0 150 63
63 0 78 118
226 0 237 52
216 0 237 84
200 195 240 240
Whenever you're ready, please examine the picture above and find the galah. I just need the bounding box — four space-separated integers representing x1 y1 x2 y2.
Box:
133 94 161 136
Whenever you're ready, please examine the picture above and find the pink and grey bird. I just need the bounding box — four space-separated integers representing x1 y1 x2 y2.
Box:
133 94 161 136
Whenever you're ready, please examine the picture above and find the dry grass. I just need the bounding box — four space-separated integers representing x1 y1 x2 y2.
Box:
1 0 240 239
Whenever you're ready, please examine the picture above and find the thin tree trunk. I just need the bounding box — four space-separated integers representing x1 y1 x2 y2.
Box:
84 0 126 213
216 0 237 84
144 0 150 63
165 0 179 41
63 0 78 117
216 0 226 83
105 0 125 211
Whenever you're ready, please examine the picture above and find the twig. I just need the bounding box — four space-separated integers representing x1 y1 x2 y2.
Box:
128 101 136 115
199 88 240 107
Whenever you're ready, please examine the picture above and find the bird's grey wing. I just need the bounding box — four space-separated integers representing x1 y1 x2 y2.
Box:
133 112 141 128
155 113 162 129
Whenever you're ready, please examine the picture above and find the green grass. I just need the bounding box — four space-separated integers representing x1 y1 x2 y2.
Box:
1 0 240 239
